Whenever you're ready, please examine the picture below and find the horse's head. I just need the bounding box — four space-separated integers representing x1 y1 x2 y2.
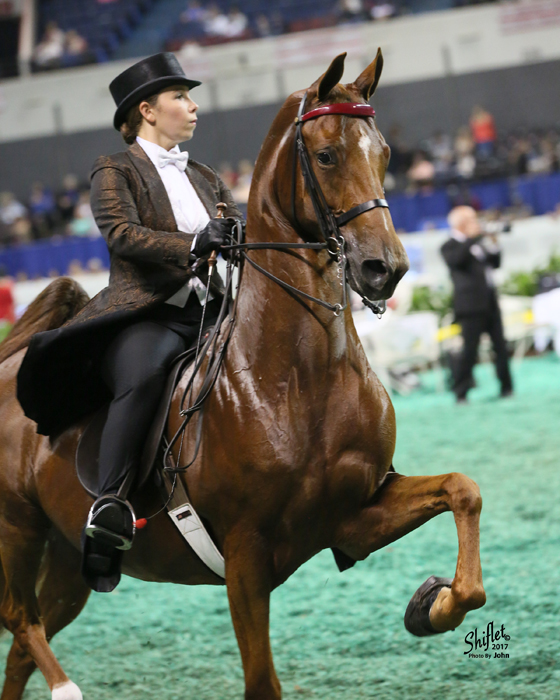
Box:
281 50 409 302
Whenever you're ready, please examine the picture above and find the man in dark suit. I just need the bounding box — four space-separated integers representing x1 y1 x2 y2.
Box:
441 206 513 403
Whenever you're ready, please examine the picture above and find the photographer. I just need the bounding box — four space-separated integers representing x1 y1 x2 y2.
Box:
441 206 513 403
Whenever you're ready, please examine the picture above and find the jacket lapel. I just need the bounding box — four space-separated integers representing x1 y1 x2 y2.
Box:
127 142 177 232
187 164 219 218
126 143 224 295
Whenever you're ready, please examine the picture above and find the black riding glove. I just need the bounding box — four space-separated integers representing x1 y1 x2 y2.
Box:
193 218 235 258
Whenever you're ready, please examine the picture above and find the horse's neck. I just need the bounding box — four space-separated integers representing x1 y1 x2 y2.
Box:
234 207 355 378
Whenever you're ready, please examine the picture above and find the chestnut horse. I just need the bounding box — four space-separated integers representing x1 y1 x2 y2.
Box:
0 52 485 700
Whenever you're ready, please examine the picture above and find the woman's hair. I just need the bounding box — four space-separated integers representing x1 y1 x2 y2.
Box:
119 93 159 145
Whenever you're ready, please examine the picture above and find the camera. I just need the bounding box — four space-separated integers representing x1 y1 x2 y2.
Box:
482 221 512 235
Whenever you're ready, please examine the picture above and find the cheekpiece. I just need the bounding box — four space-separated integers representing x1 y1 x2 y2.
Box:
109 52 201 130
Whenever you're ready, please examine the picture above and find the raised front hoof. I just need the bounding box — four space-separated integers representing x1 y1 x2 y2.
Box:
404 575 453 637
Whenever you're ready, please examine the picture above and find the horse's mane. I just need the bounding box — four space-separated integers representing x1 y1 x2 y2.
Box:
0 277 89 364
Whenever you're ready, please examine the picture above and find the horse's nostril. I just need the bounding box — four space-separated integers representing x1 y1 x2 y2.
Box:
362 259 390 289
364 259 388 276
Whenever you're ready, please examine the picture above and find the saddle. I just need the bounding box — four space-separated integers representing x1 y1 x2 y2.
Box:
75 328 226 581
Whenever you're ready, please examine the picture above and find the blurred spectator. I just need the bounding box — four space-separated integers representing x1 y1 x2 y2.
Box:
231 159 254 204
56 175 81 224
217 162 238 190
9 217 33 246
28 182 56 238
370 1 396 20
407 151 435 189
336 0 369 23
255 13 272 37
181 0 208 23
0 193 32 247
508 136 530 176
470 106 497 158
0 192 27 227
254 11 285 37
269 11 285 35
204 4 231 36
33 23 93 71
226 6 249 38
33 21 65 69
454 126 476 180
427 131 453 182
526 134 558 174
65 30 89 57
386 124 413 182
68 192 100 237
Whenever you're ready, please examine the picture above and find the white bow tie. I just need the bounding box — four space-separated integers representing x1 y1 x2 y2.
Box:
157 150 189 172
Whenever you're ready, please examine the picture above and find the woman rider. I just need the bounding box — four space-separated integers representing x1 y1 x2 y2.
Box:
17 53 243 592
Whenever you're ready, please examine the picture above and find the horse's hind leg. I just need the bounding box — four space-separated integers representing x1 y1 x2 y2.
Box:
0 501 84 700
337 471 486 635
2 533 90 700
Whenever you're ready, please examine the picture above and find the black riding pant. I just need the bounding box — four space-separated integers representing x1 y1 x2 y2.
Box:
97 296 217 495
454 297 513 400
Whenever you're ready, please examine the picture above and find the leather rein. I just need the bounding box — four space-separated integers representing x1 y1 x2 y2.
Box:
224 92 391 317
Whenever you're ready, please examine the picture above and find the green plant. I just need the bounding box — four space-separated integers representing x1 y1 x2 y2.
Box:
501 250 560 297
501 271 539 297
410 286 453 318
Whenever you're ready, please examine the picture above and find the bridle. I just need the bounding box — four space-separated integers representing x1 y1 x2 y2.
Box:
291 95 390 249
225 92 391 317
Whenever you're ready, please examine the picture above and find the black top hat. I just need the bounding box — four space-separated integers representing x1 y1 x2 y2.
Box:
109 52 201 130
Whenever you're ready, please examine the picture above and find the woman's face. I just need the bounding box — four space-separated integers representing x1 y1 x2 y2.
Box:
139 85 199 148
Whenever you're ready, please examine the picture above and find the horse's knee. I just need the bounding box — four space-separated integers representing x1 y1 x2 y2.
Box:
52 681 83 700
445 473 482 515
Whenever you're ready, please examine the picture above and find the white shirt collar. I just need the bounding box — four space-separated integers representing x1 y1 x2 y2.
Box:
136 136 187 167
450 229 467 242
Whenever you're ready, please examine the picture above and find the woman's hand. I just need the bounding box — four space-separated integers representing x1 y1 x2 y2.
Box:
193 218 235 258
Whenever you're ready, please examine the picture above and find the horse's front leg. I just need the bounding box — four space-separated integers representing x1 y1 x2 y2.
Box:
225 528 281 700
338 471 486 635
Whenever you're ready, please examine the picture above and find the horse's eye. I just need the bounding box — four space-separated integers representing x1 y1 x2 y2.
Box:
317 152 333 165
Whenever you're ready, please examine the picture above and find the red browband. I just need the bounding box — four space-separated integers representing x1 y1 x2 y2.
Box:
297 103 376 123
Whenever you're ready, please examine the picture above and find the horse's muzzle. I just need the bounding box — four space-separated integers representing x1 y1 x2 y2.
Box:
360 258 407 299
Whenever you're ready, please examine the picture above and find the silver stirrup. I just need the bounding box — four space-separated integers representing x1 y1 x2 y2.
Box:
84 499 136 551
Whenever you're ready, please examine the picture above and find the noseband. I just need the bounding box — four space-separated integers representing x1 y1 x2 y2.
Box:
225 92 391 317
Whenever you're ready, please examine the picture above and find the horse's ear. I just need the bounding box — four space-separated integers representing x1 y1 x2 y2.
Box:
353 48 384 101
316 53 347 102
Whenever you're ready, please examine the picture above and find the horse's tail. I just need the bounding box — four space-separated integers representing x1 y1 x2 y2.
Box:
0 277 90 364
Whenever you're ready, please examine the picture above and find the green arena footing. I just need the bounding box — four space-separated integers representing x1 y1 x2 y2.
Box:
2 354 559 699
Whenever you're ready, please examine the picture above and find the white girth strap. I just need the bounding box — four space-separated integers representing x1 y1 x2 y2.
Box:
168 500 225 579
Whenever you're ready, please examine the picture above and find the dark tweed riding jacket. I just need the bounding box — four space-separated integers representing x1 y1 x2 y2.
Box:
17 141 242 437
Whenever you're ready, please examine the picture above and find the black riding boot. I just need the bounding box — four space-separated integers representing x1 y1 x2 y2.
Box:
82 495 136 593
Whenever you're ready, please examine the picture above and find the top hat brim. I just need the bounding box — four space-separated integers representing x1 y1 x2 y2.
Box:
113 76 201 130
